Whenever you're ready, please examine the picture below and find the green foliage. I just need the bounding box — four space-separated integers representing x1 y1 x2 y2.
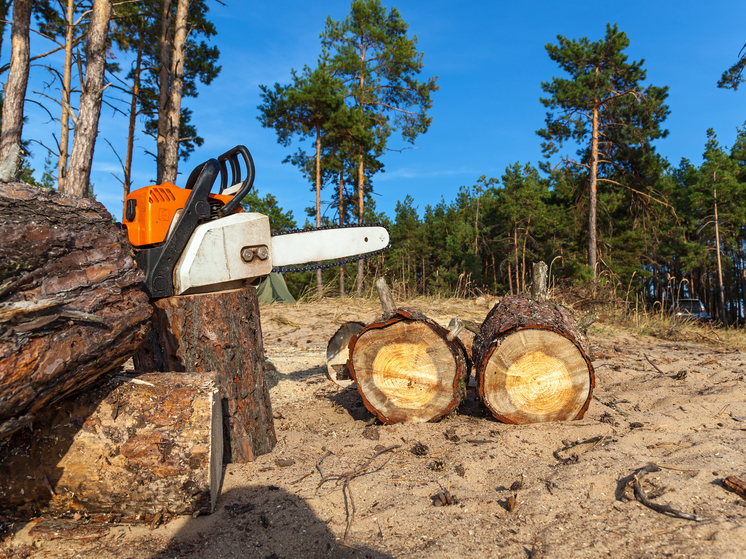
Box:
537 23 670 277
241 187 297 233
718 44 746 91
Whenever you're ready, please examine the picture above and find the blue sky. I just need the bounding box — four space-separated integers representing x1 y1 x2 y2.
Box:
19 0 746 223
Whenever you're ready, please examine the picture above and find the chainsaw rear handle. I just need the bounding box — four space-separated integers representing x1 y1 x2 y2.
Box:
184 145 255 218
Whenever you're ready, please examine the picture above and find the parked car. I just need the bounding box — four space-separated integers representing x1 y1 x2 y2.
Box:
669 299 712 322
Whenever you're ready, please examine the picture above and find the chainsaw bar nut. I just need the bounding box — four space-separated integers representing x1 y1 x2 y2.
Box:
256 247 269 260
240 247 254 262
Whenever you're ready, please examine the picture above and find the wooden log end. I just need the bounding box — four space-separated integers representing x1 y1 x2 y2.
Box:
349 314 469 424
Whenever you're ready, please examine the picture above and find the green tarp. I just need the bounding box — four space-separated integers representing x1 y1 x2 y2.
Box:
256 272 296 305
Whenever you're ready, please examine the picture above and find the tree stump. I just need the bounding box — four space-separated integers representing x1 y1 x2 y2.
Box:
0 183 152 440
134 287 276 463
0 372 222 519
473 295 594 424
348 308 469 424
326 321 364 387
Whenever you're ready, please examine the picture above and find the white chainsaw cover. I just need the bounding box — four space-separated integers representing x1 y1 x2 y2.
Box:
174 213 273 295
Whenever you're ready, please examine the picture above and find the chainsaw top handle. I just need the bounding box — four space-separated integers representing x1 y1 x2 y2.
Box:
184 145 255 217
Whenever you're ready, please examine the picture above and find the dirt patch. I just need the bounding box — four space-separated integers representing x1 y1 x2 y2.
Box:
2 297 746 558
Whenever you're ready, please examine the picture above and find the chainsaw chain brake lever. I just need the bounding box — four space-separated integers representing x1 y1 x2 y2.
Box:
183 145 255 218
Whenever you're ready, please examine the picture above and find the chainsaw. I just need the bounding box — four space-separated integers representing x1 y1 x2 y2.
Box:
122 145 390 298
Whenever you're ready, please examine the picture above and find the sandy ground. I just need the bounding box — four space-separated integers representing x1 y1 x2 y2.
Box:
2 296 746 559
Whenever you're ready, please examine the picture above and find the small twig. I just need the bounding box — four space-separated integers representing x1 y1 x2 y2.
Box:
630 464 704 522
643 353 665 374
316 450 333 480
447 318 481 342
464 439 493 445
553 436 610 463
291 472 313 485
316 445 400 541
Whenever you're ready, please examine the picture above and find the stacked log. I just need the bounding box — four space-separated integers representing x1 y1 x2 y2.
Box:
326 321 364 387
0 183 152 439
473 294 594 424
135 287 276 463
0 372 222 519
347 308 470 424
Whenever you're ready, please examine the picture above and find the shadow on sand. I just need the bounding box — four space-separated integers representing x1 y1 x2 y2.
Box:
148 486 394 559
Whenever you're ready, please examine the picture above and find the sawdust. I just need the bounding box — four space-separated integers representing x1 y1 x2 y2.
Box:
2 297 746 559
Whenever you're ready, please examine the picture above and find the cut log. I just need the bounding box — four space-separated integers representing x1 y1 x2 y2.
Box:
473 295 594 424
134 287 276 463
348 308 469 424
0 182 152 440
0 372 222 519
326 321 364 387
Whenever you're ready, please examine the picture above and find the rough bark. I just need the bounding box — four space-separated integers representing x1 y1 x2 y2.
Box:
65 0 113 197
161 0 188 184
134 287 276 463
348 308 469 424
531 261 548 302
0 183 152 439
0 0 31 165
0 372 222 519
326 321 364 388
473 295 594 424
723 476 746 500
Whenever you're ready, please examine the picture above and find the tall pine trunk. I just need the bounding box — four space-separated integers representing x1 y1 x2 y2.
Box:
66 0 112 198
588 103 599 277
356 155 365 296
0 0 31 163
338 170 345 297
315 124 323 298
714 186 727 327
124 40 144 215
156 0 173 184
57 0 75 193
161 0 189 184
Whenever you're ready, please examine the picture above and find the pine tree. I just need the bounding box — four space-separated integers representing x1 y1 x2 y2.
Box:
538 23 669 277
322 0 438 295
258 59 348 296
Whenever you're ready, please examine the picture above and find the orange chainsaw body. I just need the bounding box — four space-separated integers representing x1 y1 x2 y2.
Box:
123 182 240 248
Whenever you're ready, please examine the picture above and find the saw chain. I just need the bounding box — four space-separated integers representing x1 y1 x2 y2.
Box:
270 222 391 274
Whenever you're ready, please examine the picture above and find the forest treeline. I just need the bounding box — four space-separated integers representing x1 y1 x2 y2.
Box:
1 1 745 324
255 19 746 326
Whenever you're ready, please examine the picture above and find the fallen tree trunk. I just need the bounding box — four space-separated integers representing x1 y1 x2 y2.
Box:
0 372 222 519
326 321 364 387
135 287 276 463
348 308 469 424
473 294 594 424
0 183 152 440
